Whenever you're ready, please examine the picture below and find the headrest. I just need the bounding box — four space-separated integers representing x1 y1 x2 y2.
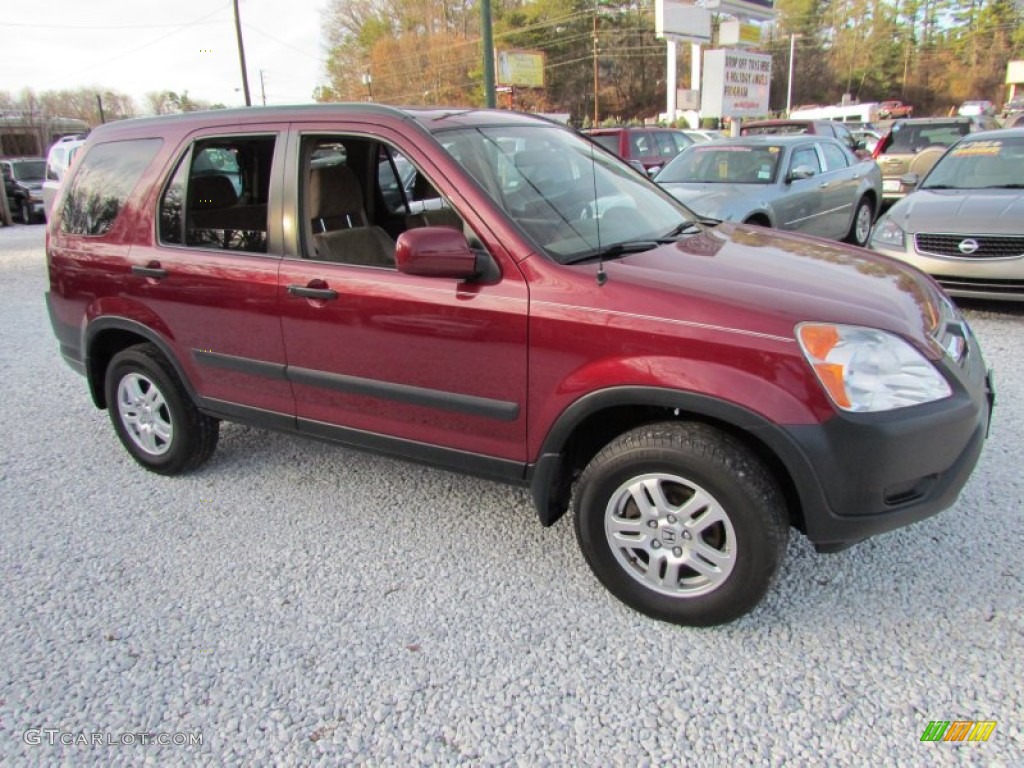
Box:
309 163 364 220
190 175 237 210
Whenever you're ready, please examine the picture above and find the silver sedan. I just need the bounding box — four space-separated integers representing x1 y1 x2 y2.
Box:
870 128 1024 301
654 135 883 245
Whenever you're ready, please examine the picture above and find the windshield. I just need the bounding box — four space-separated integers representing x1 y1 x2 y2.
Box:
433 124 691 263
12 160 45 181
923 137 1024 190
887 122 969 152
656 144 781 184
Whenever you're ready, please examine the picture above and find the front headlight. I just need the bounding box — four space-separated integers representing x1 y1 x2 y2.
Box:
869 214 905 249
797 323 952 412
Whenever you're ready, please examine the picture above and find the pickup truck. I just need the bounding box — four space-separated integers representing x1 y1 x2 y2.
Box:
879 100 914 119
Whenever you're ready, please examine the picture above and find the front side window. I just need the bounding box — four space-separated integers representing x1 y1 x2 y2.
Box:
159 135 275 253
61 139 162 236
790 146 822 176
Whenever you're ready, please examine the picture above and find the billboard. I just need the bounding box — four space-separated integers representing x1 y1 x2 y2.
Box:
703 0 776 22
701 49 773 118
496 50 546 88
655 0 712 43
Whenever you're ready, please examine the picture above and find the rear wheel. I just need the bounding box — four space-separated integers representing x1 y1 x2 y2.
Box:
846 196 874 246
572 422 788 626
105 344 219 475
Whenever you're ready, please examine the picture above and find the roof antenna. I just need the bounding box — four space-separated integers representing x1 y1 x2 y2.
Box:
589 135 607 286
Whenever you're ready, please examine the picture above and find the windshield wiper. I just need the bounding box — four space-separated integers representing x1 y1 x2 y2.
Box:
565 240 661 265
979 183 1024 189
663 220 704 238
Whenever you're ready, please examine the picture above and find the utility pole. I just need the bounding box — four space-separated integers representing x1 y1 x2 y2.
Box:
786 33 797 116
233 0 252 106
96 93 106 124
593 9 599 125
481 0 496 108
259 69 267 106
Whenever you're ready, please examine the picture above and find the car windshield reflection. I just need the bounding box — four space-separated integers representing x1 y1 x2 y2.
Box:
922 136 1024 190
432 124 691 263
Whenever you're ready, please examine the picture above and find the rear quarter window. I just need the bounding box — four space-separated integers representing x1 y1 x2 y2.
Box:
60 138 162 236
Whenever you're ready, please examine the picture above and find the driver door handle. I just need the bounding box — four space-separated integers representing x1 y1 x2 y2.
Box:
287 284 339 301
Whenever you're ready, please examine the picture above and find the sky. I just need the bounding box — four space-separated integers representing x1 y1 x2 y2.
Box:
0 0 330 110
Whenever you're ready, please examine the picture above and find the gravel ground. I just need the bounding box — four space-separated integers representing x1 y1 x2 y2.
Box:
1 223 1021 765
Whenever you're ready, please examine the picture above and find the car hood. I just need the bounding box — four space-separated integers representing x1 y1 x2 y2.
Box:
596 223 946 351
658 182 759 219
886 188 1024 234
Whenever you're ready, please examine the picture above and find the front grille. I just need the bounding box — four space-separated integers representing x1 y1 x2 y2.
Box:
916 233 1024 259
937 276 1024 296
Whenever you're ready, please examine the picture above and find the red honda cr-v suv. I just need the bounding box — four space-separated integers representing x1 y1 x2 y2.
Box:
46 105 993 626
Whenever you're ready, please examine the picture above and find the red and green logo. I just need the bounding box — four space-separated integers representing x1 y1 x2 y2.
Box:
920 720 996 742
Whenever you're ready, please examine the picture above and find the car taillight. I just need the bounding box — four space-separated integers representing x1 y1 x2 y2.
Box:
872 132 889 159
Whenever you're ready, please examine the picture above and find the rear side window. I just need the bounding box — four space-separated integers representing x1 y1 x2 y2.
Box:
159 135 275 253
60 139 162 236
590 135 619 154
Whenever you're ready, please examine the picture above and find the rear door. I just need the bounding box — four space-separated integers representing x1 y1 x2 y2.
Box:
776 143 829 237
276 123 530 466
125 127 294 424
816 140 858 239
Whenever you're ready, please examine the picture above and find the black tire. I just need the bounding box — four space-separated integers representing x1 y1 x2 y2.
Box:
104 344 219 475
845 196 874 246
572 422 788 626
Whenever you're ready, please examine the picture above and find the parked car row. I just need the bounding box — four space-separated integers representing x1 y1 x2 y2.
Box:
653 135 880 246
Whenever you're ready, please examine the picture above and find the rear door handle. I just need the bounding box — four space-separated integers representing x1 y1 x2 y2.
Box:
287 284 339 301
132 264 168 279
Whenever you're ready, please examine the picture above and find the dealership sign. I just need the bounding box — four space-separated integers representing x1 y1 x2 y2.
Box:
701 49 772 118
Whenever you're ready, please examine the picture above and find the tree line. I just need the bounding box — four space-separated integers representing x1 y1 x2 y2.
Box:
318 0 1024 122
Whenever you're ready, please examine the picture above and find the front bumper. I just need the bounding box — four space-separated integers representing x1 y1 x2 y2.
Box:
778 330 992 550
873 243 1024 300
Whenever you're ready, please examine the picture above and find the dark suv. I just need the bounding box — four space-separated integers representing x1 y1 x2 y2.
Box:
1 156 46 223
584 126 694 174
740 120 863 156
46 105 993 626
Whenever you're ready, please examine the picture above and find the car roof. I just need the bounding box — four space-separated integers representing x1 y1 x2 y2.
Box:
583 126 684 133
83 104 556 142
685 135 826 147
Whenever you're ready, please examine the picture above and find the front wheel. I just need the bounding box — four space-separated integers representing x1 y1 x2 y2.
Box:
846 196 874 246
105 344 219 475
572 422 788 626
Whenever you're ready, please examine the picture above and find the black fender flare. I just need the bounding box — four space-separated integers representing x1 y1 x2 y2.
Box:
528 386 824 528
84 317 200 409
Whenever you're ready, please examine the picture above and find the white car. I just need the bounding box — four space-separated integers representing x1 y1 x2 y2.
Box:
42 136 87 218
958 100 995 117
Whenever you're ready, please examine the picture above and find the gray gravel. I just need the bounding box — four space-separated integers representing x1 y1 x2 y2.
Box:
1 223 1021 765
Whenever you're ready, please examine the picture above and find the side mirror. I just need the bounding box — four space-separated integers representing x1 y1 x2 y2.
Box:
395 226 486 281
647 165 661 178
899 172 920 190
788 165 816 182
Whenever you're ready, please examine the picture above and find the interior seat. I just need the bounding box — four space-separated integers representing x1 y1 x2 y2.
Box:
308 163 394 267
